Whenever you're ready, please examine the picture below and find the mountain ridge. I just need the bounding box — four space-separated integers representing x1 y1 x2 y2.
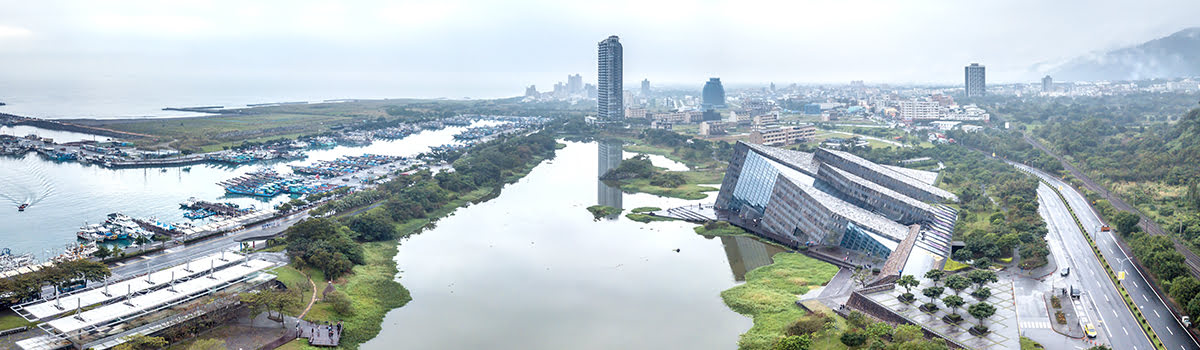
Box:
1048 27 1200 81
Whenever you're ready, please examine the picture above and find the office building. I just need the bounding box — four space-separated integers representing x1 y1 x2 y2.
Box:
699 121 728 136
641 79 651 96
1042 75 1053 93
965 63 986 97
524 85 538 97
715 142 958 277
597 35 623 120
624 107 647 119
702 78 726 109
748 125 815 146
899 100 941 121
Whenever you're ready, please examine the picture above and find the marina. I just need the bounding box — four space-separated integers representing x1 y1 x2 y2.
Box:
0 117 541 270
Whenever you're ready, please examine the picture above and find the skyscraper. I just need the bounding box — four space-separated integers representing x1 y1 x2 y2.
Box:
702 77 726 109
597 35 623 120
641 79 650 97
1042 75 1053 93
568 74 583 94
964 63 986 97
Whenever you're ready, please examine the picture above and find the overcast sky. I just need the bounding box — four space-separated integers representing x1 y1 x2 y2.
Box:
0 0 1198 96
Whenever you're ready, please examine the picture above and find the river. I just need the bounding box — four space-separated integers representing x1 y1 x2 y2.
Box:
0 124 483 259
362 140 785 350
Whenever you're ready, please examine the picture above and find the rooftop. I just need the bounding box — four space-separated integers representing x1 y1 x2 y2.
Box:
818 148 957 202
820 163 936 215
771 165 911 243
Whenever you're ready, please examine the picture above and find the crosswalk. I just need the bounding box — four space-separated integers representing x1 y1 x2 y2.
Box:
1020 321 1052 329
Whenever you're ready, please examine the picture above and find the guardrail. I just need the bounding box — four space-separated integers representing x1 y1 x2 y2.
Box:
1044 180 1167 350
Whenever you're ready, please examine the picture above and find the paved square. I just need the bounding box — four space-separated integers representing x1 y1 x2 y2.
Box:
865 277 1018 350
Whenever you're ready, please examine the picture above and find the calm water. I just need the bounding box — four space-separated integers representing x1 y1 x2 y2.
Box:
0 124 480 258
363 141 780 350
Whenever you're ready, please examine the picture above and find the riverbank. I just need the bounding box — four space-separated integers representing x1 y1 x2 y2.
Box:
720 252 838 350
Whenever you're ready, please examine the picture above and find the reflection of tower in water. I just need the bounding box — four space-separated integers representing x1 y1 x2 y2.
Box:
597 141 623 218
719 235 787 281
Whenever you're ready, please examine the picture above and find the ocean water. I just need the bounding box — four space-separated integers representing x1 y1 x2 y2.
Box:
0 75 518 119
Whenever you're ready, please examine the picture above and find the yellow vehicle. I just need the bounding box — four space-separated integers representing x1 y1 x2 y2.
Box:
1085 324 1097 338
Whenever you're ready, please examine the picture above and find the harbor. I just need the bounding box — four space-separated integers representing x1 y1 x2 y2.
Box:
0 116 546 277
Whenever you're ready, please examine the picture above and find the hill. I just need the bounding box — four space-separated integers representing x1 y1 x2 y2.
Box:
1050 27 1200 81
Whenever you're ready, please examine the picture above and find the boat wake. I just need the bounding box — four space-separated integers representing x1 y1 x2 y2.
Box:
0 157 56 208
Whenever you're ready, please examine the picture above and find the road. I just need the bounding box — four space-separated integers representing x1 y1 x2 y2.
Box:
1017 163 1200 350
109 212 308 278
1023 135 1200 277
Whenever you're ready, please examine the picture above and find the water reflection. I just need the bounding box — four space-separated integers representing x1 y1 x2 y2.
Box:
597 140 623 218
719 235 787 281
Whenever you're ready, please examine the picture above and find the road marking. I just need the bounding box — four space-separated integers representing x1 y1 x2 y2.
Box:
1104 294 1109 302
1124 327 1129 335
1154 309 1160 318
1143 294 1149 302
1168 326 1174 335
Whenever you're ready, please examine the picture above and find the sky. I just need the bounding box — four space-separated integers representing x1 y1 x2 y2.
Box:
0 0 1198 99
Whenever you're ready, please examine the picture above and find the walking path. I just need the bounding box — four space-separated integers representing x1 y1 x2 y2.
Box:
298 274 318 319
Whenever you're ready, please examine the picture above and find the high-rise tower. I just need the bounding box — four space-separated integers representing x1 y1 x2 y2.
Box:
964 63 986 97
597 36 623 120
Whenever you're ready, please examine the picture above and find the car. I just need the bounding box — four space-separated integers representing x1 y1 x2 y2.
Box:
1070 286 1081 299
1061 267 1070 276
1084 324 1097 338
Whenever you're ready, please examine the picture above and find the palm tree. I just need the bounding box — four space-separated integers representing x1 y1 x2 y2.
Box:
924 269 945 287
968 302 996 332
945 275 971 296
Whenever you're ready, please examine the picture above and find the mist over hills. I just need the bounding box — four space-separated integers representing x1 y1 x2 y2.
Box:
1047 27 1200 81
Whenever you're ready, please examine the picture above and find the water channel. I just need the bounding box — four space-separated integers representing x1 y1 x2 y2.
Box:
363 140 786 350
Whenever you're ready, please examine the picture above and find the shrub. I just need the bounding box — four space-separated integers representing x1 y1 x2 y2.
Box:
1055 311 1066 324
840 330 867 347
326 290 355 316
1051 295 1061 309
785 313 831 336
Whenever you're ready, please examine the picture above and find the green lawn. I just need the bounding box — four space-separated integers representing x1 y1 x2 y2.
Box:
1020 336 1044 349
0 311 32 330
693 221 755 238
630 207 661 213
721 253 839 350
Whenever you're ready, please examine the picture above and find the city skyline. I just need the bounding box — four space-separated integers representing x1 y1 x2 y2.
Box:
0 0 1198 100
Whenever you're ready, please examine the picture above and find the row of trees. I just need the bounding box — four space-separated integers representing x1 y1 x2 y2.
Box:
286 130 559 280
773 310 951 350
896 269 998 333
0 259 110 306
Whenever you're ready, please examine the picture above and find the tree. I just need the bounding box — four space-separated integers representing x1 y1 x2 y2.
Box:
94 245 111 259
1187 295 1200 320
865 322 893 339
773 335 811 350
840 330 868 347
967 269 997 290
997 233 1020 255
897 274 919 294
1088 345 1113 350
346 210 397 242
114 335 168 350
851 267 872 288
1170 277 1200 304
1114 211 1141 235
943 295 965 316
923 286 945 305
924 270 945 287
973 257 992 269
892 324 924 343
945 275 971 296
952 248 973 262
187 339 227 350
968 302 996 330
326 289 355 316
972 287 992 300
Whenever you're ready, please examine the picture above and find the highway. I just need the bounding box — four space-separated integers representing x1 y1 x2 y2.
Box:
1035 182 1152 349
1017 163 1200 350
109 212 308 278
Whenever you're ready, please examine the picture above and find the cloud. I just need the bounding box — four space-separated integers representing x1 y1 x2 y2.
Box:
0 25 32 38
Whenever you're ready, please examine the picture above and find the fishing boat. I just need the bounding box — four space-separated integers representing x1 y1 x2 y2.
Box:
182 166 192 172
18 202 28 211
76 224 108 241
160 168 168 173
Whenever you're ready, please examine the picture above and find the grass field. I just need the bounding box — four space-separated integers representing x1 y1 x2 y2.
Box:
0 311 32 330
73 113 353 152
616 178 718 200
721 252 839 350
